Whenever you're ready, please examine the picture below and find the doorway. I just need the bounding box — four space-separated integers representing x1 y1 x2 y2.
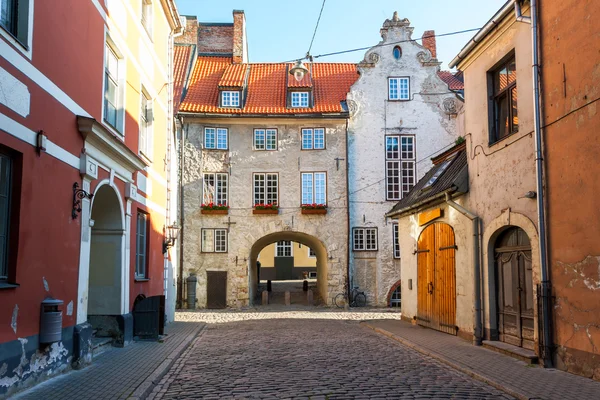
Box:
495 227 534 349
417 223 457 335
207 271 227 309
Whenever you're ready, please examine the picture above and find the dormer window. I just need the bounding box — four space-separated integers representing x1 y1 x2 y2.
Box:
221 90 240 107
291 92 309 108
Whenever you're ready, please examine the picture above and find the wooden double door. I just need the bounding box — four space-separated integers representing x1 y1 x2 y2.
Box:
495 227 534 349
417 223 457 335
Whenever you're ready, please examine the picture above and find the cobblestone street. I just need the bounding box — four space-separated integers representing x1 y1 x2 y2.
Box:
150 319 513 399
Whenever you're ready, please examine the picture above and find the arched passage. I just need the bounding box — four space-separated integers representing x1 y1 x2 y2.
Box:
248 231 329 306
88 184 125 316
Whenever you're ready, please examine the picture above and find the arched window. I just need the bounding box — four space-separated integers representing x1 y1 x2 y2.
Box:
393 46 402 60
390 286 401 308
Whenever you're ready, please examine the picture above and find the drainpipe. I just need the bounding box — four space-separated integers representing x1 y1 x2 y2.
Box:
514 0 531 23
530 0 553 368
445 193 482 345
176 116 186 309
345 118 351 302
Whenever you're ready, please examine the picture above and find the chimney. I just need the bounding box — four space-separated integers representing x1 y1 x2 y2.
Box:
422 30 437 59
232 10 247 63
176 16 199 46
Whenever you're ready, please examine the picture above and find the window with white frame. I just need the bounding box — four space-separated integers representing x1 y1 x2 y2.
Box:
386 135 415 200
139 89 153 158
221 91 240 107
203 173 228 205
301 128 325 150
254 129 277 150
253 173 278 205
276 241 292 257
104 43 121 132
393 223 400 258
141 0 152 38
204 127 228 149
0 0 30 46
301 172 326 205
291 91 309 108
388 77 410 100
135 211 149 278
308 248 316 258
201 229 228 252
353 227 378 251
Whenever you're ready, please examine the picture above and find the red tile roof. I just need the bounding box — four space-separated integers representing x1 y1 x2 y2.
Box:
219 64 247 88
438 71 464 91
173 44 194 112
179 57 359 115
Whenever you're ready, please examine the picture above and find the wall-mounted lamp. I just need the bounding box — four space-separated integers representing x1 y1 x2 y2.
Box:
289 60 309 82
162 224 180 253
37 130 48 155
72 183 93 219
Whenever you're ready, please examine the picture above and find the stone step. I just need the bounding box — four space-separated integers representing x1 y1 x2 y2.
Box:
482 340 539 365
91 336 114 357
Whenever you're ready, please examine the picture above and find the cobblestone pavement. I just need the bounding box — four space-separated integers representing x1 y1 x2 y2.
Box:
12 322 203 400
150 319 514 399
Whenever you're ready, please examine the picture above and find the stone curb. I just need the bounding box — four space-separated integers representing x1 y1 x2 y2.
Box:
128 323 206 400
360 321 528 400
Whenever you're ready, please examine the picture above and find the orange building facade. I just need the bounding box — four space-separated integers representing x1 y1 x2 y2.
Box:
0 0 181 395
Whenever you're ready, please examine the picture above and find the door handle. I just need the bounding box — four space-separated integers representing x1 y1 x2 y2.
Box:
428 282 434 294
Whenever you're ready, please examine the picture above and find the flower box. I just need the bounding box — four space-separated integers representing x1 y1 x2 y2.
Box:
201 209 228 215
253 209 279 215
301 208 327 215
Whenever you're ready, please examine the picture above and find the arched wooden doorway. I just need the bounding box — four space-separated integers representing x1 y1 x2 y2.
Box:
417 223 456 335
495 227 534 349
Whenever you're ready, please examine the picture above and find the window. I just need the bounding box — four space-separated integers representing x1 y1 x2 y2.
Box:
390 286 401 308
221 91 240 107
204 127 228 150
308 248 316 258
353 228 378 251
291 92 309 108
490 56 518 143
104 44 120 131
201 229 227 252
0 0 30 47
393 46 402 60
254 129 277 150
276 241 292 257
135 212 149 279
301 128 325 150
139 89 153 158
141 0 152 38
393 223 400 259
388 77 410 100
301 172 326 205
253 173 278 205
386 135 415 200
0 152 13 282
203 173 228 205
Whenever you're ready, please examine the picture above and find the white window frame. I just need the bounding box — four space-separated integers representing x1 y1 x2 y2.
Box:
393 223 400 259
276 241 293 257
388 77 410 101
203 173 228 206
139 87 153 159
253 173 278 206
308 247 316 258
353 227 378 251
254 129 277 151
0 0 34 59
221 90 240 107
291 91 309 108
201 229 228 253
386 135 415 200
301 128 325 150
204 127 228 150
141 0 153 39
301 172 326 205
135 211 148 279
103 38 126 136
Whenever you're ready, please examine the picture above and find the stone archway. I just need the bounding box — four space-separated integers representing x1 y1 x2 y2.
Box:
249 231 329 306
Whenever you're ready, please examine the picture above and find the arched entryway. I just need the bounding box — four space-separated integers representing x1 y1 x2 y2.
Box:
88 184 125 317
248 231 329 306
417 222 457 335
494 226 534 350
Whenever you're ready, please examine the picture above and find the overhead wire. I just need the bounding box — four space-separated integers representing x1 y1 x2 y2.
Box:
307 0 327 57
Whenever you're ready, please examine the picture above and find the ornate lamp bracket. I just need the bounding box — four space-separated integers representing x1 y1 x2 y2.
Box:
72 182 93 219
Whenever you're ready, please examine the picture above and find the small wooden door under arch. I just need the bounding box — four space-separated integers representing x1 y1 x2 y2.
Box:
495 227 534 349
417 222 457 335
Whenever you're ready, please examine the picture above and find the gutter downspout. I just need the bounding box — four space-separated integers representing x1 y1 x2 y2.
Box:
445 193 482 345
531 0 553 368
345 118 351 302
176 116 186 309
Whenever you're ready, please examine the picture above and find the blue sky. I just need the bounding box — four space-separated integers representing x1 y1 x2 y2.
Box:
174 0 508 70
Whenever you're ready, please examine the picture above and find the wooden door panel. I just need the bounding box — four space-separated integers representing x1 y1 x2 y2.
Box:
207 271 227 309
417 224 434 327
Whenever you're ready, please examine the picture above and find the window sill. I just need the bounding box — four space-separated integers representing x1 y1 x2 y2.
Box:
489 130 519 147
201 209 228 215
301 208 327 215
253 209 279 215
139 152 153 164
135 278 150 282
204 148 229 151
0 282 20 289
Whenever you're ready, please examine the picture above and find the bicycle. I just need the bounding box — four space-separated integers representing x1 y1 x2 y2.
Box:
334 285 367 308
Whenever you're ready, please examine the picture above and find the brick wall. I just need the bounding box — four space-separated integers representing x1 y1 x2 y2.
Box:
422 30 437 59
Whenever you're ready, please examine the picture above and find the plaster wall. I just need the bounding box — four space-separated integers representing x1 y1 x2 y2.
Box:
258 242 318 268
181 117 348 307
347 15 460 306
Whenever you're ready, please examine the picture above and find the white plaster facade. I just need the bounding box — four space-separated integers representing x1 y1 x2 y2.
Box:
347 14 461 306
